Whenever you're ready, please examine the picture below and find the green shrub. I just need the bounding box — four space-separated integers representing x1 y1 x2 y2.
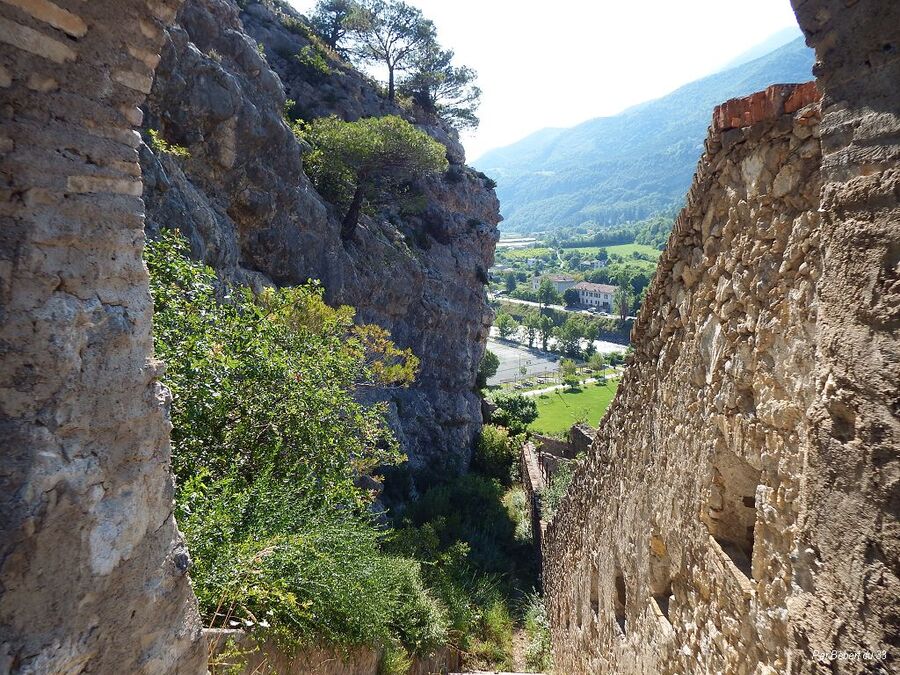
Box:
385 474 538 668
473 424 517 485
295 44 331 80
147 128 190 158
147 231 439 653
502 486 531 543
379 641 412 675
523 592 553 671
470 599 513 668
488 391 538 435
541 460 576 521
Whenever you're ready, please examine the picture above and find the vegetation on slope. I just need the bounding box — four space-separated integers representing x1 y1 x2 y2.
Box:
147 232 541 670
296 114 448 237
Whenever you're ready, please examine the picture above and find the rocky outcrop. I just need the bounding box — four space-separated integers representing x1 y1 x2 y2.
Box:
0 0 207 672
140 0 500 492
542 1 899 672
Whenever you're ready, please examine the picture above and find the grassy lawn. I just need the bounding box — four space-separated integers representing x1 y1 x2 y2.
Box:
531 379 619 435
562 243 661 260
605 243 662 259
498 246 552 260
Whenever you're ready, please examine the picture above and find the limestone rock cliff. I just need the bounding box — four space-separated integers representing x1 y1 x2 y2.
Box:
139 0 500 491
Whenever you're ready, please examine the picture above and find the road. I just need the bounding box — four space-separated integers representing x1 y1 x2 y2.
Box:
485 335 628 385
521 370 623 397
486 338 562 385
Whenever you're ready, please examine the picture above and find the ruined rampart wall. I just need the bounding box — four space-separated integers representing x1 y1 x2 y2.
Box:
544 83 829 674
544 1 900 670
0 1 206 671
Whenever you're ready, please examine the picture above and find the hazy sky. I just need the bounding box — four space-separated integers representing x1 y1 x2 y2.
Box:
287 1 801 160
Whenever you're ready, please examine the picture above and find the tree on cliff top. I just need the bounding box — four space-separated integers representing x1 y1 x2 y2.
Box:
298 114 448 239
398 43 481 129
348 0 435 100
309 0 361 54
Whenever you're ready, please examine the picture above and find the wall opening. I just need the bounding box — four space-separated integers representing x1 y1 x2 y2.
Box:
576 585 584 629
614 566 627 636
705 450 760 578
649 535 673 622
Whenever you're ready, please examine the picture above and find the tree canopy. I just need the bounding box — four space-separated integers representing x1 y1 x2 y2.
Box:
476 349 500 389
298 114 448 238
348 0 435 100
495 312 518 339
309 0 360 54
308 0 481 128
398 43 481 129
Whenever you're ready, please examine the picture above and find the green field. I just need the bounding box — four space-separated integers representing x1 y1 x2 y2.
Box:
562 243 661 260
497 246 552 260
531 380 619 435
605 243 662 259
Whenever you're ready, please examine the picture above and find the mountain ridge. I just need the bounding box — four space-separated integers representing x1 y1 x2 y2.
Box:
475 35 815 232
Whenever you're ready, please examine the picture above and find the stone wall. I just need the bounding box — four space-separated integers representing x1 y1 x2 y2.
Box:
542 1 899 671
0 0 206 672
544 85 827 673
206 629 461 675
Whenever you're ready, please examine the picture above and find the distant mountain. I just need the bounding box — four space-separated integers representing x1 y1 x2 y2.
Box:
474 36 815 233
717 26 804 71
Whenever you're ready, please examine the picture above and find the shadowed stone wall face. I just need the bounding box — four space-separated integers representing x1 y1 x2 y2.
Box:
0 1 206 672
542 1 899 672
789 0 900 661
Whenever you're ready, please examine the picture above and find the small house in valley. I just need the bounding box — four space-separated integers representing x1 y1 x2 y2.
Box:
574 281 616 312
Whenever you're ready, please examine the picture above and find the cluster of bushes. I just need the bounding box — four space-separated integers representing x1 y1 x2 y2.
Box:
149 232 444 666
148 232 545 671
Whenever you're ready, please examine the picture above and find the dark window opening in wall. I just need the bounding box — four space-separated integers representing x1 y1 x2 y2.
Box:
590 562 600 616
705 450 760 579
576 587 584 628
614 569 627 635
649 535 673 622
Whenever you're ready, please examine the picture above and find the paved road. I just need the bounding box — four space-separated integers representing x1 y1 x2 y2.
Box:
486 338 562 385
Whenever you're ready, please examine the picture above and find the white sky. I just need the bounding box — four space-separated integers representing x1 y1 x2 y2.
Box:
287 1 801 160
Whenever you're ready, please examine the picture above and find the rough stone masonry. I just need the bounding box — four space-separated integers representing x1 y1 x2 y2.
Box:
543 1 899 673
0 0 207 672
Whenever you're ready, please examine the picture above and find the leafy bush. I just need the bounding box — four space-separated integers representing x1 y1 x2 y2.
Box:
489 391 538 435
385 474 538 668
147 128 189 158
295 44 332 80
147 231 439 654
523 592 553 671
474 425 518 485
476 349 499 389
502 486 531 542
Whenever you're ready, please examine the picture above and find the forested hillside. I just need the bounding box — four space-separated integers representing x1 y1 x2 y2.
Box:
475 36 815 232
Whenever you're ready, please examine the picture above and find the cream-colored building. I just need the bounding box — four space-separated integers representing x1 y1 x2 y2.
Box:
574 281 615 311
531 274 576 294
